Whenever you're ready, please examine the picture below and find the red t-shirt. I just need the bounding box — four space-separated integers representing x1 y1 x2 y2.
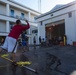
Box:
8 23 30 40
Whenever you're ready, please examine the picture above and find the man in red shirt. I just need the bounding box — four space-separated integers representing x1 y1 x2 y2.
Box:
0 19 30 61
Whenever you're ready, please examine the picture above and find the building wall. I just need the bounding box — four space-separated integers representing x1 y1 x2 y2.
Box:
65 11 76 44
0 21 6 32
10 7 29 20
38 22 45 42
0 0 41 44
36 3 76 45
30 14 36 22
29 25 38 44
0 3 6 15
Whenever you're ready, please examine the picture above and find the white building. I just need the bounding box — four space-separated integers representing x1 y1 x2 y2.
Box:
35 1 76 45
0 0 41 44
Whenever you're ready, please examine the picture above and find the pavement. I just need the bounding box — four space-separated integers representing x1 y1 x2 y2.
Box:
0 45 76 75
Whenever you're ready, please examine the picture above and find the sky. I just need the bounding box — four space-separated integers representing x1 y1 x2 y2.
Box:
14 0 75 13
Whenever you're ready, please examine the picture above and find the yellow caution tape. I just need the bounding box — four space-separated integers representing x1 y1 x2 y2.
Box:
1 54 32 66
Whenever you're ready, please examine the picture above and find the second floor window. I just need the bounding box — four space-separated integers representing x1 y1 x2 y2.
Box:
10 9 14 17
21 13 24 19
32 30 38 33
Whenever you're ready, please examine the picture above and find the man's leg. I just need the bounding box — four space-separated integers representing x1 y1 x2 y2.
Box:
11 53 21 62
10 53 16 62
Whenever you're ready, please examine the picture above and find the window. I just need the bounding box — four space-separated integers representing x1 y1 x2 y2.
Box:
21 13 24 19
32 30 38 33
10 10 14 17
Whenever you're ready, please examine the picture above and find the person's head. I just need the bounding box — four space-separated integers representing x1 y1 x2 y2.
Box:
16 19 21 25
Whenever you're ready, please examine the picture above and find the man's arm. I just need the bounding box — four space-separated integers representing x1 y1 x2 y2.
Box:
22 20 30 30
26 20 30 29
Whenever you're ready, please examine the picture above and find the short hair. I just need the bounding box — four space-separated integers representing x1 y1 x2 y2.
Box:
16 20 21 24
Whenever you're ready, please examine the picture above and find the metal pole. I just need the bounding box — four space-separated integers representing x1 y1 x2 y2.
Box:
38 0 41 12
22 65 38 74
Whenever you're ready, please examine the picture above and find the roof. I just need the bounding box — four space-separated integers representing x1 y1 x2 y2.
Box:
50 5 65 12
35 0 76 19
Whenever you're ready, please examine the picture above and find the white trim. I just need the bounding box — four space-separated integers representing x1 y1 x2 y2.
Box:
0 33 8 36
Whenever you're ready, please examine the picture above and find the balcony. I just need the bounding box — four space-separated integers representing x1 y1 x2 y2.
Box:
0 14 26 22
0 14 36 25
